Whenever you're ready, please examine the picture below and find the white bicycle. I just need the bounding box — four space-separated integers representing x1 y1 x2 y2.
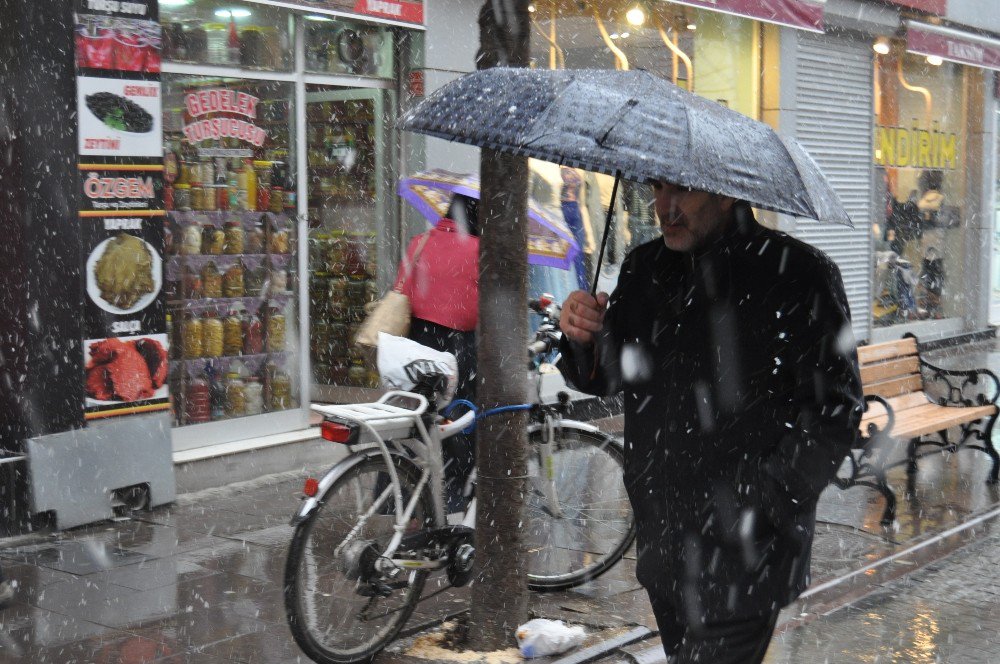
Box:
284 297 635 664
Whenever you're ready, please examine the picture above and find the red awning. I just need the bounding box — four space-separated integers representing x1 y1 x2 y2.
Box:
666 0 824 33
907 21 1000 72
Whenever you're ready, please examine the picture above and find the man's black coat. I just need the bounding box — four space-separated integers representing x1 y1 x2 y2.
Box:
559 207 863 624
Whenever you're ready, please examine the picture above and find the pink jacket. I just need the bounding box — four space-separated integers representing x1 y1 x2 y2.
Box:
394 218 479 332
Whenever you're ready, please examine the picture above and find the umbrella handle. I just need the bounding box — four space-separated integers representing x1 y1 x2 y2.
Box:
590 172 622 298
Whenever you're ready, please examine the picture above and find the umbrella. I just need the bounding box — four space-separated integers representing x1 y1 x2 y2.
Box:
401 68 851 292
399 169 581 270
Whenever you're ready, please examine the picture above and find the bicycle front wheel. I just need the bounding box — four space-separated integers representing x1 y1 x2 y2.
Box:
525 425 635 591
284 455 432 664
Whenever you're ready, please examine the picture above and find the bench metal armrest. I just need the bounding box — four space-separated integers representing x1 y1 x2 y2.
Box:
861 394 894 443
917 357 1000 407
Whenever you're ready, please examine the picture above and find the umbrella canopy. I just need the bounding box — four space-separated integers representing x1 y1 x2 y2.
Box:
399 169 580 270
401 68 851 227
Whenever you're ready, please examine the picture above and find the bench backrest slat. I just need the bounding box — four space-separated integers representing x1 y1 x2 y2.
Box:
865 373 923 399
860 356 919 386
857 338 918 365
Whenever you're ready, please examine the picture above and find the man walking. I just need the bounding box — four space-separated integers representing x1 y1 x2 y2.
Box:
558 181 863 663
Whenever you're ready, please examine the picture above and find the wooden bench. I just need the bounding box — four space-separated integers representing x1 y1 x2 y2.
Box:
835 335 999 525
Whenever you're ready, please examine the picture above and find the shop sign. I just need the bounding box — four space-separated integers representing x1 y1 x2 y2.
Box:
74 0 170 420
874 123 959 170
246 0 423 26
907 22 1000 72
664 0 824 33
408 70 425 98
883 0 946 14
182 88 268 147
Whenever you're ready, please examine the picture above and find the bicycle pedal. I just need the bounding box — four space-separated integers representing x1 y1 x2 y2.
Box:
358 581 395 598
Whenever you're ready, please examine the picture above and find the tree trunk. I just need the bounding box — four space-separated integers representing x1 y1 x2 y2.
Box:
467 0 532 650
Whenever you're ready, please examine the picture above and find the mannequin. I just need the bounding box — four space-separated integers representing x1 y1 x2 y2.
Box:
528 159 596 307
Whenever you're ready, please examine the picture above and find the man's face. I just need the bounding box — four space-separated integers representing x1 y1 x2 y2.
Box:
653 181 736 252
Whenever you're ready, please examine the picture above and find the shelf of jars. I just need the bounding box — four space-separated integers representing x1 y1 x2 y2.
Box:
165 197 300 427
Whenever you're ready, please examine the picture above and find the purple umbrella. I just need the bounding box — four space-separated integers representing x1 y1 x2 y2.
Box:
398 169 580 270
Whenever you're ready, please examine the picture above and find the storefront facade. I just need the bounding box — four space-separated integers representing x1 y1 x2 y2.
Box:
142 0 423 450
420 0 1000 346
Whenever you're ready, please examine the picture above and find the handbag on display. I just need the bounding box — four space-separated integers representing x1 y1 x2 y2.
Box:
354 231 431 348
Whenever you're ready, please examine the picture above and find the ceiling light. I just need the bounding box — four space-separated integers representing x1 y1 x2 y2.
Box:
159 0 192 6
626 6 645 27
304 14 335 21
686 22 696 30
873 37 890 55
926 55 943 66
610 32 620 39
528 3 535 11
215 8 252 18
620 31 630 38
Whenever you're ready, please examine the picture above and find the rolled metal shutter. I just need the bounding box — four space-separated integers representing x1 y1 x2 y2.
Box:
792 30 873 342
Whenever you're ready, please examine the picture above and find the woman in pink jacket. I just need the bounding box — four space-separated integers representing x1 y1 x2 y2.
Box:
394 194 479 511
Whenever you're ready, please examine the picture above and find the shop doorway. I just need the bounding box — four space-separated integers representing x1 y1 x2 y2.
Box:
305 85 397 402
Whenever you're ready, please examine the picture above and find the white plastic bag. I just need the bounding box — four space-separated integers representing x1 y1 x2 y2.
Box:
376 332 458 405
515 619 586 659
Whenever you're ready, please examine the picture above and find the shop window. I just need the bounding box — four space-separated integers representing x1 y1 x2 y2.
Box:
873 49 968 327
161 75 300 425
527 4 759 119
159 0 293 71
304 15 394 79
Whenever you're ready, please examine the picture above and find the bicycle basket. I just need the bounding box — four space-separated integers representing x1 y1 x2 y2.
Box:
376 332 458 405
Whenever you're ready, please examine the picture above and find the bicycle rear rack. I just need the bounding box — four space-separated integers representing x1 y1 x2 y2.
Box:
311 391 429 442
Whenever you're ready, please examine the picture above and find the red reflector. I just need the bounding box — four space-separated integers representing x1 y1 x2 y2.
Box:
321 420 353 443
304 478 319 497
538 295 552 308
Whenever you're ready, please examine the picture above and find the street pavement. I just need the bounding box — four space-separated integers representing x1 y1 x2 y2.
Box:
0 340 998 663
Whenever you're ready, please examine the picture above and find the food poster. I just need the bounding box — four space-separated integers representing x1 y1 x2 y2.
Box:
75 0 168 420
78 77 162 157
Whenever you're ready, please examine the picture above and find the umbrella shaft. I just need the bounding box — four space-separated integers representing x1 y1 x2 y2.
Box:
591 173 621 297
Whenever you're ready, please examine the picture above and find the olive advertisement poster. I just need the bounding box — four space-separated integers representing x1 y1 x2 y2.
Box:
75 0 170 420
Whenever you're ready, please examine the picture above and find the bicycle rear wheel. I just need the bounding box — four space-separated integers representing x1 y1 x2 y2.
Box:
285 455 432 664
525 425 635 591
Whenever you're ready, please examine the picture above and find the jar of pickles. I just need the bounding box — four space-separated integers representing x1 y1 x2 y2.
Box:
346 274 368 308
268 222 289 254
224 220 245 255
270 370 292 410
348 359 367 387
225 371 246 417
222 262 244 298
202 312 223 358
271 267 288 293
184 373 211 424
201 261 222 299
245 264 266 297
202 223 225 255
244 376 264 415
191 184 206 211
182 313 203 359
243 310 264 355
245 218 265 254
175 183 192 211
181 265 203 300
267 306 285 351
325 234 347 274
223 309 243 356
181 222 201 255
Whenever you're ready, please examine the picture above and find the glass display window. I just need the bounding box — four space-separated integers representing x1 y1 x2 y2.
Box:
528 4 759 119
305 86 396 395
873 47 969 327
160 0 293 71
161 75 300 426
304 15 394 79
